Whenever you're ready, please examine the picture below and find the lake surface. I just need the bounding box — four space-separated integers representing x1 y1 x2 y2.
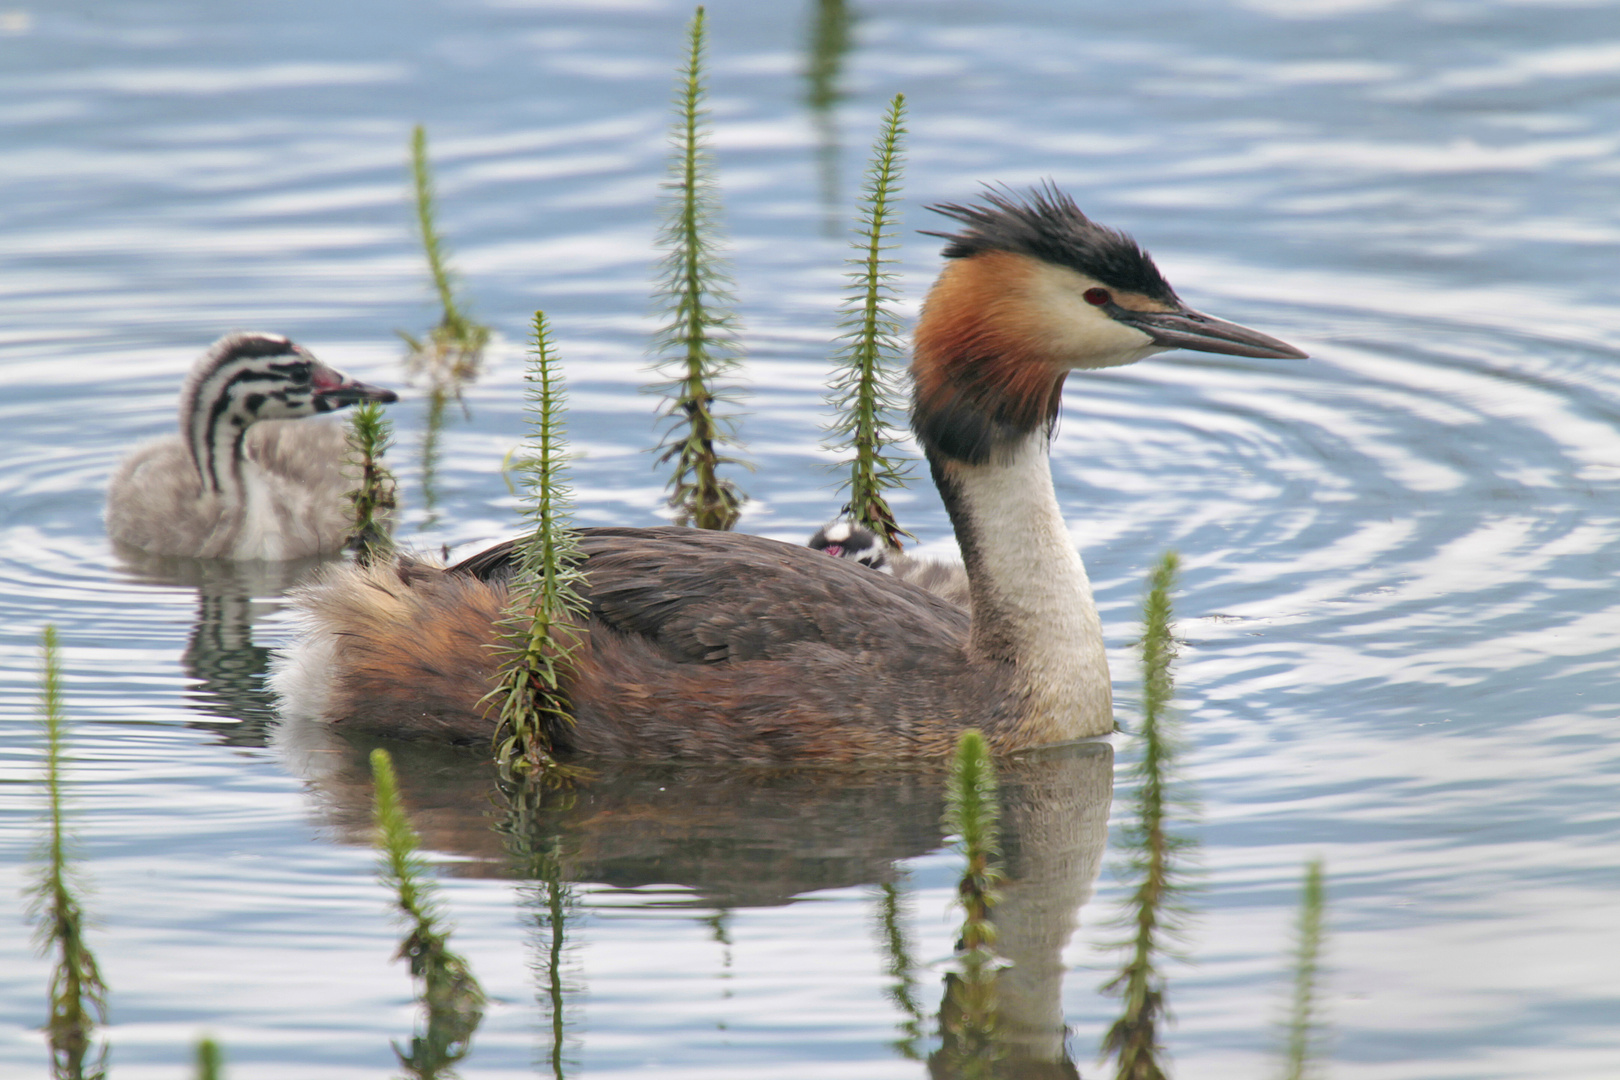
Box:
3 0 1619 1076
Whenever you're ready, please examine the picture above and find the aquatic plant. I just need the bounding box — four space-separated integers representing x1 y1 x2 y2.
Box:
345 399 397 566
486 312 589 774
399 123 491 387
1100 550 1198 1080
194 1037 223 1080
648 5 750 531
500 786 580 1079
1279 858 1329 1080
825 93 914 549
937 728 1005 1075
369 748 487 1079
803 0 852 223
874 879 925 1060
27 626 108 1080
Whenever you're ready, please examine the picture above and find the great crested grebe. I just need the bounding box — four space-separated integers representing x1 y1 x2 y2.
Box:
808 519 973 610
107 332 398 562
273 186 1304 762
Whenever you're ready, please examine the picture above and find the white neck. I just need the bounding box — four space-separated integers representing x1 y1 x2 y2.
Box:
934 432 1113 741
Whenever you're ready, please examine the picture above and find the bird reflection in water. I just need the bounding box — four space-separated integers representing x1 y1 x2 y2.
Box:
113 546 328 746
276 724 1112 1076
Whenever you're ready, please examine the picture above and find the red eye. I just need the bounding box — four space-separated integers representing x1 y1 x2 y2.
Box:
1083 287 1112 307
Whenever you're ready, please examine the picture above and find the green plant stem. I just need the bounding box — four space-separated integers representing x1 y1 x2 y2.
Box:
649 5 749 531
1281 858 1328 1080
30 626 108 1080
827 93 913 549
939 729 1004 1074
1101 551 1195 1080
346 400 397 566
486 312 589 775
403 124 490 393
194 1037 223 1080
370 749 486 1079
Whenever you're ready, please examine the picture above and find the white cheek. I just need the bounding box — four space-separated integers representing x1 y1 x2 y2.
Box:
1024 266 1163 370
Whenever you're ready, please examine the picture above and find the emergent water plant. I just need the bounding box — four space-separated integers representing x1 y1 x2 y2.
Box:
28 626 108 1080
486 312 589 774
345 399 397 567
647 5 750 530
1279 858 1329 1080
825 93 914 550
1101 551 1198 1080
370 748 487 1079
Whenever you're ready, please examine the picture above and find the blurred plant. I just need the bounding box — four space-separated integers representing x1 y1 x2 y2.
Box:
398 124 490 526
399 123 490 387
647 5 750 531
486 312 589 776
1100 551 1198 1080
803 0 852 225
825 92 913 550
345 400 398 566
370 748 487 1080
1279 858 1329 1080
27 626 108 1080
500 782 581 1079
874 879 925 1060
194 1037 224 1080
936 728 1005 1077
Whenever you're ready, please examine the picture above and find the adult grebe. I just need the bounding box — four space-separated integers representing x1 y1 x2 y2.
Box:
107 332 398 561
274 186 1304 761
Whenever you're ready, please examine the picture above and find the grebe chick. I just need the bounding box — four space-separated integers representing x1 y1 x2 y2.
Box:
808 520 972 610
274 185 1305 763
107 332 398 561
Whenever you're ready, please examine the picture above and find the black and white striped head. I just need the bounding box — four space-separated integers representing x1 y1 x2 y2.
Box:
807 520 893 572
180 332 398 491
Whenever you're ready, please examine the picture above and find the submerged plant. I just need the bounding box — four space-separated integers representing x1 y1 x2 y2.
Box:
345 399 397 566
1101 551 1197 1080
1279 858 1329 1080
825 93 914 550
936 728 1005 1076
370 748 486 1079
28 626 108 1080
647 5 750 531
486 312 589 774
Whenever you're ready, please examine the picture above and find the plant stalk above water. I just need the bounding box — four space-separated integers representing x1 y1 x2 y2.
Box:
1280 858 1328 1080
29 626 108 1080
648 5 750 531
1101 550 1197 1080
370 748 486 1079
826 93 914 549
486 312 589 775
345 400 397 566
194 1037 223 1080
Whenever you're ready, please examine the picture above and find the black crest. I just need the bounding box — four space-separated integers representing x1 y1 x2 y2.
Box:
924 183 1177 302
212 332 300 363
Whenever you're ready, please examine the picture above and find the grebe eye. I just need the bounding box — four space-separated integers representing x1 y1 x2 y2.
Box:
1083 287 1112 307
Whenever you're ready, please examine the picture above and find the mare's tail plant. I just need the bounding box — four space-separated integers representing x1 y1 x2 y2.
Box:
803 0 852 223
486 312 589 775
647 5 750 531
874 879 924 1060
346 400 397 566
1100 550 1197 1080
28 626 108 1080
1279 858 1329 1080
825 93 913 549
935 728 1005 1076
194 1037 224 1080
400 123 491 388
370 749 486 1079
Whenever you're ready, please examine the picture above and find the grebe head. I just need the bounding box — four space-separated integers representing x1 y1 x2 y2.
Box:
912 184 1306 465
808 520 892 571
180 332 399 492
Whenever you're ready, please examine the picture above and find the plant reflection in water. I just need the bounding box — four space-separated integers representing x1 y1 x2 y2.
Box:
276 722 1113 1075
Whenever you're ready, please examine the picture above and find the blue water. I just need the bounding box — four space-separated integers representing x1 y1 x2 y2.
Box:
3 1 1619 1076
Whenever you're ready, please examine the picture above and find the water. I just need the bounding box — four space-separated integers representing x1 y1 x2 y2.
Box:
3 0 1619 1075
